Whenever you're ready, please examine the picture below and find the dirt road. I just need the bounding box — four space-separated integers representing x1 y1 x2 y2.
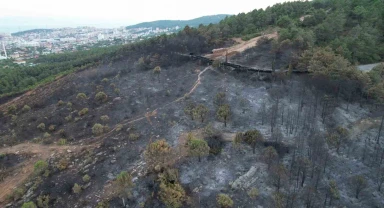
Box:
206 32 278 60
0 143 84 204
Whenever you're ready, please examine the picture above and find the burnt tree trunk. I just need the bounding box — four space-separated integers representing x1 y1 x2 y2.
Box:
377 115 384 144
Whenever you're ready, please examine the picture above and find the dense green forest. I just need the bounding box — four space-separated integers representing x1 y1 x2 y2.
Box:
208 0 384 64
1 0 383 101
0 47 119 96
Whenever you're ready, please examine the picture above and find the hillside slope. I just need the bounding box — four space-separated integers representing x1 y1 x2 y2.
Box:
1 1 384 207
1 35 383 207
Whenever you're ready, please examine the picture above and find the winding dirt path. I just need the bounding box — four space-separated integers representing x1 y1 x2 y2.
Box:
0 64 212 205
176 67 211 102
98 67 212 201
101 66 211 137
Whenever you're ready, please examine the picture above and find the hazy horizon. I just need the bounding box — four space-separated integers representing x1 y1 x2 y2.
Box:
0 0 292 33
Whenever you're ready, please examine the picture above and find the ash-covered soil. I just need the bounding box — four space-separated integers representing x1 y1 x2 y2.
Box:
0 43 383 208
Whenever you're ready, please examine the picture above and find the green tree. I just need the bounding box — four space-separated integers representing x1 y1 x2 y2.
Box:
248 187 259 199
188 137 210 162
243 130 264 154
144 139 172 171
217 194 233 208
37 195 50 208
217 104 231 127
73 183 82 194
159 173 186 208
184 102 196 120
114 171 134 206
158 168 186 208
193 104 209 123
277 15 294 28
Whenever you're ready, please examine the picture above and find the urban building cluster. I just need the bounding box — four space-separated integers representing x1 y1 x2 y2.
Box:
0 26 181 65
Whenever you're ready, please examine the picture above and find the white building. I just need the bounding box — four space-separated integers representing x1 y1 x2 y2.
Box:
97 34 105 41
60 37 76 42
18 41 40 47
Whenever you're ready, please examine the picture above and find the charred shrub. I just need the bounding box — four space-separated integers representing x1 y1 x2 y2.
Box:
263 141 289 157
205 134 224 155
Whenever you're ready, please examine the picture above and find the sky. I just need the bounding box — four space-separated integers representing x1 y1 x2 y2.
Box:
0 0 291 33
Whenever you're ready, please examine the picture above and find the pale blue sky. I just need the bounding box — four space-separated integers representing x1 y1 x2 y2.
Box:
0 0 292 32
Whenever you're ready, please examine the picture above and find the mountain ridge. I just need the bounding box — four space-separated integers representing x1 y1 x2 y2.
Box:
125 14 230 29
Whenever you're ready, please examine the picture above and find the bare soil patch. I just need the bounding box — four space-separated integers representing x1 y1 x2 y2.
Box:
205 32 278 60
0 143 88 204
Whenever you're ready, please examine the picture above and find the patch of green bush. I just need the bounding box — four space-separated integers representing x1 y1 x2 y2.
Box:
37 123 46 131
65 114 72 122
95 92 108 103
76 93 87 99
217 194 233 208
73 183 82 194
92 123 104 135
100 115 110 123
21 201 37 208
78 108 89 116
48 125 56 132
58 139 67 145
7 104 17 115
129 133 140 141
22 105 31 112
34 160 48 174
57 100 65 106
83 174 91 183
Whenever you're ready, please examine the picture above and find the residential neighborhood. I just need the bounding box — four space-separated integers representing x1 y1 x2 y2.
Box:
0 25 182 65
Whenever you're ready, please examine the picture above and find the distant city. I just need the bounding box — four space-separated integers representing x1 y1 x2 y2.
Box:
0 14 229 66
0 25 182 65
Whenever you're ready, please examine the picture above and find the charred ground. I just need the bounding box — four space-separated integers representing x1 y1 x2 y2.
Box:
0 38 383 208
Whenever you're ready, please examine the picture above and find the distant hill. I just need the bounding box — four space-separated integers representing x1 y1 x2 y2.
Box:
12 29 53 36
126 14 230 29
